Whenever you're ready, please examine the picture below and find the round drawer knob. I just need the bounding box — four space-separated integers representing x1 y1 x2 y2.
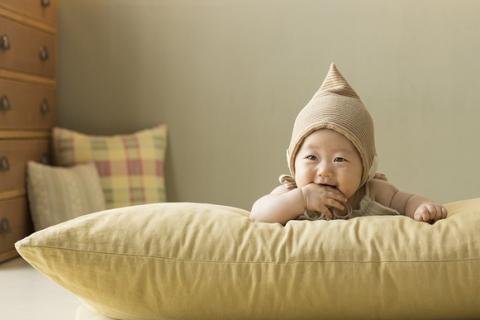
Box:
0 218 11 235
40 99 50 114
40 0 51 8
0 95 11 112
0 34 10 50
39 46 49 61
0 156 10 172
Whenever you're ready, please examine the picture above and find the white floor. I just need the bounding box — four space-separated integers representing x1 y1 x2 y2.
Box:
0 257 81 320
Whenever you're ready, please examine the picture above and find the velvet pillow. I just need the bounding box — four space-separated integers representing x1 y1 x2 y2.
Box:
53 125 167 209
16 198 480 320
27 161 105 230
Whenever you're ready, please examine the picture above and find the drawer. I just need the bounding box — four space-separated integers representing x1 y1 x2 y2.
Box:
0 139 50 193
0 15 55 77
0 196 32 262
0 0 57 27
0 77 55 129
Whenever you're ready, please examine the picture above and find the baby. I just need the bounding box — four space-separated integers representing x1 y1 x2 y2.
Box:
251 63 448 225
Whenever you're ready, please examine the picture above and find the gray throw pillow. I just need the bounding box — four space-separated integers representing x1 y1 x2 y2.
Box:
27 161 106 230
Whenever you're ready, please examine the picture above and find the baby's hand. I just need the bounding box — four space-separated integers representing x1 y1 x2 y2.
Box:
300 183 347 219
413 202 448 223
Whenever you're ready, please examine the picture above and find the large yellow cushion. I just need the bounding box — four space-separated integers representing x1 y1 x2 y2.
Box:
16 198 480 319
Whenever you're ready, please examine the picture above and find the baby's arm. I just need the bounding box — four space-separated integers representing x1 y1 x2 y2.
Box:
250 185 306 224
251 183 348 224
371 179 447 222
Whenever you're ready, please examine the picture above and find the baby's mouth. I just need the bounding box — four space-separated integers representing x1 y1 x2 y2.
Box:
319 183 338 189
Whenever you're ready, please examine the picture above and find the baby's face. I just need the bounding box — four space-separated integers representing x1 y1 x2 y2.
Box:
294 129 363 199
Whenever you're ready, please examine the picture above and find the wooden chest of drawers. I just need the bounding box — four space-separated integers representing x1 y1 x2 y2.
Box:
0 0 57 262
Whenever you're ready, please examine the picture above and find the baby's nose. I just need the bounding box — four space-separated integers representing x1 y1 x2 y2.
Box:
316 162 333 176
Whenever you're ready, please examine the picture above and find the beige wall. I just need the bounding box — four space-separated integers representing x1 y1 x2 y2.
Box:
58 0 480 210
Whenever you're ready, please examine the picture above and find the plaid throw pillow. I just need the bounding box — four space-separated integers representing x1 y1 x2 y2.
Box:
53 125 167 209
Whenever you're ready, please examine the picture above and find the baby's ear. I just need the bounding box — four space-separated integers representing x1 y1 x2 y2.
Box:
279 174 296 185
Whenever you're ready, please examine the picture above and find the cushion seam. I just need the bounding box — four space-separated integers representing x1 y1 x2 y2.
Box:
21 245 480 264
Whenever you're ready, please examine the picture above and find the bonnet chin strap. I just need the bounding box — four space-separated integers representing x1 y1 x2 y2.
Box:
367 155 379 182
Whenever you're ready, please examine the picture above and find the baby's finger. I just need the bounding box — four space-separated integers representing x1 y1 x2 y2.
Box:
416 207 431 222
434 205 444 221
325 198 345 211
428 204 442 221
326 188 348 203
414 206 426 221
434 205 448 221
441 206 448 218
318 205 333 220
422 211 431 222
436 205 443 220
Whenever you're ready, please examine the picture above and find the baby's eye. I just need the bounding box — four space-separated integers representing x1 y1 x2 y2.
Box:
305 155 317 161
334 157 347 163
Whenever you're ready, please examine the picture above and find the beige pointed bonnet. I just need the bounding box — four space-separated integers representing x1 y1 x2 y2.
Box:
286 63 378 187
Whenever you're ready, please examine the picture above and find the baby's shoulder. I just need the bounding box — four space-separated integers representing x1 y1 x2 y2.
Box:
367 178 399 205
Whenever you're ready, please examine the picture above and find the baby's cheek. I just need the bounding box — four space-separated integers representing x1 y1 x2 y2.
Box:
341 179 363 198
340 188 355 199
294 176 308 188
294 171 310 188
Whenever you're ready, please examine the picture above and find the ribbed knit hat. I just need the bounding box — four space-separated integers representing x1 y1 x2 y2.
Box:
286 63 377 187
